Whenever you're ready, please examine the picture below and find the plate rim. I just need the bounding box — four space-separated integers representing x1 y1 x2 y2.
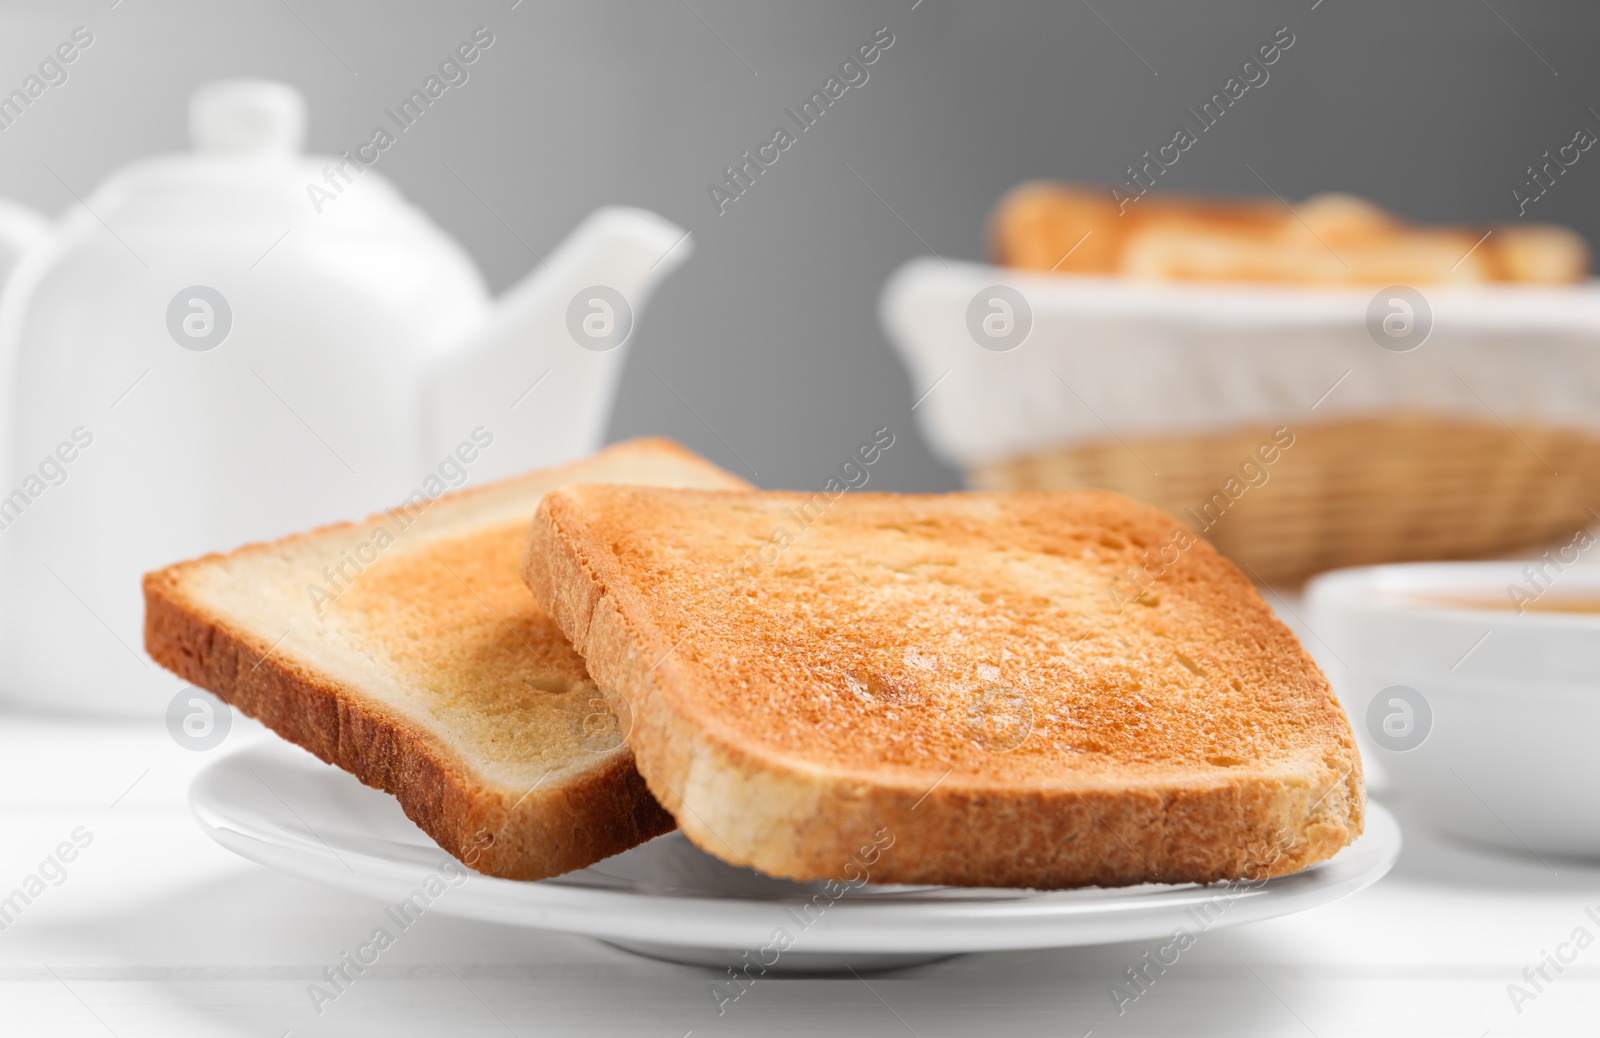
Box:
190 742 1401 954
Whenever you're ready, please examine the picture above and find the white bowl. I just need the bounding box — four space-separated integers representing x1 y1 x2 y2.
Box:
1306 561 1600 858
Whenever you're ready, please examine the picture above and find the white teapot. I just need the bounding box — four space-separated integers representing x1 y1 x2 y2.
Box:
0 199 49 291
0 81 693 715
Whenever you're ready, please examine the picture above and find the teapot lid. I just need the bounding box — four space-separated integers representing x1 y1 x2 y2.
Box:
82 79 410 225
189 80 306 157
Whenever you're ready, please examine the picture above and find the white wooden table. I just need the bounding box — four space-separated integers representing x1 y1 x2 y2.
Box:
2 710 1595 1037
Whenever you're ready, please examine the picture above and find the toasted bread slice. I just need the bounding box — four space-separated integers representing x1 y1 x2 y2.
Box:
144 439 747 880
524 486 1364 889
992 181 1590 284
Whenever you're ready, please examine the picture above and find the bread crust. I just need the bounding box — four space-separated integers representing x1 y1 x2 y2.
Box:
525 487 1365 889
144 438 743 881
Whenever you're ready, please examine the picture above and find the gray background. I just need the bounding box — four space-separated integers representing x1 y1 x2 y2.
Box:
2 0 1595 492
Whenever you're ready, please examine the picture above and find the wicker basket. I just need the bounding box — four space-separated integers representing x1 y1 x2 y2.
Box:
969 415 1600 586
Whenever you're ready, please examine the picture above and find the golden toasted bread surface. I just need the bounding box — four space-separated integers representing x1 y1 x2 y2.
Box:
144 439 747 880
525 486 1364 889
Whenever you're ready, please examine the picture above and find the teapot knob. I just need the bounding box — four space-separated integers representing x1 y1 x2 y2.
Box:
189 80 305 156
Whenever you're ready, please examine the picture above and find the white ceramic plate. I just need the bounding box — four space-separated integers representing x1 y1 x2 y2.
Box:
191 741 1401 972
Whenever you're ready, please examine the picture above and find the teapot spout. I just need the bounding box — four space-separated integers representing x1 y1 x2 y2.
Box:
424 206 693 481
